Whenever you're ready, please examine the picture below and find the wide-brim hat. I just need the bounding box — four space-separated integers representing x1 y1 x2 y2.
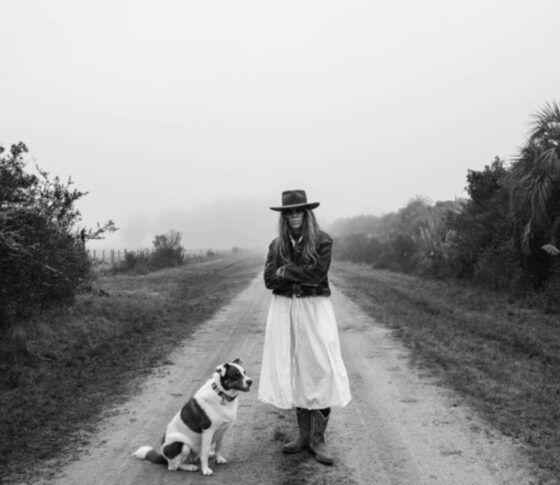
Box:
270 190 320 211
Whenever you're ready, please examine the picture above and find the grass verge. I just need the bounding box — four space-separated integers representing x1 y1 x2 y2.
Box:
331 261 560 484
0 252 263 484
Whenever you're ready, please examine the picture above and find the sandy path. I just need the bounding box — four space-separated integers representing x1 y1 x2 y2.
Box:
28 275 536 485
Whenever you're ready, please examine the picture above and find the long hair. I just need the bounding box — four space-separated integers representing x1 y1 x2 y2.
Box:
273 208 321 265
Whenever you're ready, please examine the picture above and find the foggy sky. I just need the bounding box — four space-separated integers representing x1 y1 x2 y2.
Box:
1 0 559 250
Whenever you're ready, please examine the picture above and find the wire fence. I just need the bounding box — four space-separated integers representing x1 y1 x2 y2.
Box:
87 248 211 267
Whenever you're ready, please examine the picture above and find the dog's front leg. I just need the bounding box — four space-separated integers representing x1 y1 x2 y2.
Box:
213 426 229 464
200 429 215 476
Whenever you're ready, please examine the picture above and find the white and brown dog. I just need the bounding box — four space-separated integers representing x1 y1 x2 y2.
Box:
133 358 252 476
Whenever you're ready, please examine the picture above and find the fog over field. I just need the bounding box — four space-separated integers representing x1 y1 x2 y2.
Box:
120 198 282 251
2 1 560 251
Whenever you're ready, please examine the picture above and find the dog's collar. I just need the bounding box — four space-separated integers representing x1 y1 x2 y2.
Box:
212 382 237 404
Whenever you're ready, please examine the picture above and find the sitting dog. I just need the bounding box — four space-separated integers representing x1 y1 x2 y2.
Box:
133 358 252 476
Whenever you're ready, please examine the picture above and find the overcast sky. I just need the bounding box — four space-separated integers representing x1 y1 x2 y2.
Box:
1 0 559 250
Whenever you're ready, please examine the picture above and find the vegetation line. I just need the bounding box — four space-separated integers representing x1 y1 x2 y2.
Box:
330 101 560 312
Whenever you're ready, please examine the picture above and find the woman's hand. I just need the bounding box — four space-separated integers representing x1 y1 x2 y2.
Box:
276 266 286 279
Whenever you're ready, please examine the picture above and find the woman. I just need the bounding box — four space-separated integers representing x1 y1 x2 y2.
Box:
258 189 351 465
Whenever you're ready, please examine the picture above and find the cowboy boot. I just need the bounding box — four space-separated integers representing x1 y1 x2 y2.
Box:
309 408 334 465
282 408 310 454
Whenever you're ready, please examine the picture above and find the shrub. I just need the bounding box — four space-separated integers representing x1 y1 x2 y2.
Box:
112 231 186 273
533 263 560 312
120 250 152 274
472 244 525 292
151 230 185 269
0 142 115 328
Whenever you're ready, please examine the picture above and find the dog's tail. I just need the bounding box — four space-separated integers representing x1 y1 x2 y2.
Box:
132 445 167 465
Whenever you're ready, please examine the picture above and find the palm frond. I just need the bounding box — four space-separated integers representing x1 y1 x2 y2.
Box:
530 100 560 147
541 244 560 256
536 147 560 173
521 221 532 254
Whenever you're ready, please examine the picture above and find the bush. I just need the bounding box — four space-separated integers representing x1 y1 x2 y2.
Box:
112 231 186 273
472 244 525 292
0 142 115 328
151 230 185 269
120 250 152 274
534 266 560 312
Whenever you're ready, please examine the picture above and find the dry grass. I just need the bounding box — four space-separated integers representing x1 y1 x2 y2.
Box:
0 252 263 484
331 261 560 484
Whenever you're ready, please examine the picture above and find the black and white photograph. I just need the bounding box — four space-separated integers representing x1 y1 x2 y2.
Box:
1 1 559 483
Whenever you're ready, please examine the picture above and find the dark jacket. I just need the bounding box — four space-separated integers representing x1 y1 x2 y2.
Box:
264 230 332 298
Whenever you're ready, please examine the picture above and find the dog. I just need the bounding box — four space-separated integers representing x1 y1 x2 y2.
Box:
133 358 252 476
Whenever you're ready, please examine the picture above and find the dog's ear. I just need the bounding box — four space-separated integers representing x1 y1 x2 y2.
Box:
215 364 227 376
232 358 243 366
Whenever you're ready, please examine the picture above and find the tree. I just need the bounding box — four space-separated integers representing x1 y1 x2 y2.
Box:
0 142 116 327
507 101 560 288
388 196 432 272
511 101 560 254
445 158 517 287
151 229 185 268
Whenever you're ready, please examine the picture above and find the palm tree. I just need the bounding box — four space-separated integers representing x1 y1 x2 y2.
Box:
511 101 560 254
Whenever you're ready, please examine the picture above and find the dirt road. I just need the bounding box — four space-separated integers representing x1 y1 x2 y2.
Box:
31 275 536 485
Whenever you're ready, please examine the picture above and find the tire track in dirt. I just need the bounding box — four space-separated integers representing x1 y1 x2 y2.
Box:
26 275 536 485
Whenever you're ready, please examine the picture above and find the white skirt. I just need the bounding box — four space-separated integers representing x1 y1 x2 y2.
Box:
258 294 351 409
